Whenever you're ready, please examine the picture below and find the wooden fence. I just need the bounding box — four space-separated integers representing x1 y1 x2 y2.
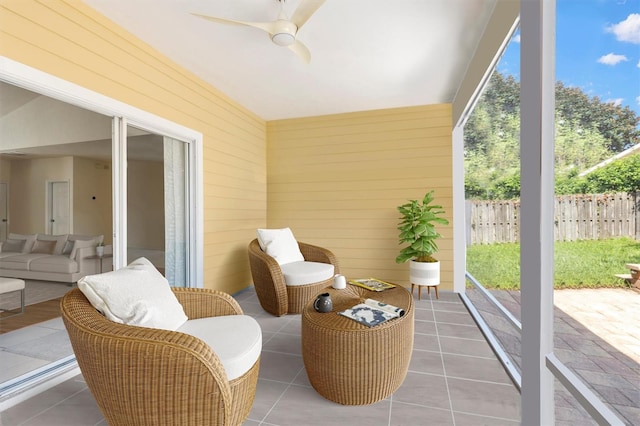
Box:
466 192 640 245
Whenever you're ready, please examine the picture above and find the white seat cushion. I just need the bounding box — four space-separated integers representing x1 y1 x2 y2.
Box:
177 315 262 381
30 255 79 274
280 261 335 286
0 253 49 271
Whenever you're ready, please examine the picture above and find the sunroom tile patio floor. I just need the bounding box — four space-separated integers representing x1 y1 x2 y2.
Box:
1 287 521 425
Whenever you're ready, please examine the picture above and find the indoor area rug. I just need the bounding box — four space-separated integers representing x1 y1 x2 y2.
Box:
0 280 72 334
0 280 72 311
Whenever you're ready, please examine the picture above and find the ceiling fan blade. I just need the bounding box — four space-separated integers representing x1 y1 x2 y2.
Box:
191 13 277 35
288 40 311 63
289 0 326 29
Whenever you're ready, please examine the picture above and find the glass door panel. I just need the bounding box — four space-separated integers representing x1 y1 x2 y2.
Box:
126 127 189 287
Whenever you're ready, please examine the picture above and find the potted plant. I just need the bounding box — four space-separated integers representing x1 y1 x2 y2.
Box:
395 190 449 287
95 241 105 258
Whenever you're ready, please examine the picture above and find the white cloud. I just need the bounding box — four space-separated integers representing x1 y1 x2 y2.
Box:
597 53 628 65
513 34 521 43
637 95 640 105
605 98 624 106
637 59 640 68
606 13 640 44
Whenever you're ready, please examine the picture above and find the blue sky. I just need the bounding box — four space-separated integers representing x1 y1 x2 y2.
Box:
498 0 640 117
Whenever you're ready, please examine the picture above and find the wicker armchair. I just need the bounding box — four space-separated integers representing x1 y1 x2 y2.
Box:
248 238 340 316
61 287 260 426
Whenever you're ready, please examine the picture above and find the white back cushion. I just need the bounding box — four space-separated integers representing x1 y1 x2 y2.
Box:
69 238 95 259
256 228 304 265
77 257 187 331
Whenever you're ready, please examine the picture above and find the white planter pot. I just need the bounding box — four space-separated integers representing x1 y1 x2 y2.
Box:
96 246 104 257
409 260 440 286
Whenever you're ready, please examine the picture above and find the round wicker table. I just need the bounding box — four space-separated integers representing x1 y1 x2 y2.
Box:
301 284 414 405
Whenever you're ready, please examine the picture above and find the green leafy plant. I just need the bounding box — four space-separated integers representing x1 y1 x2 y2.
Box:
396 191 449 263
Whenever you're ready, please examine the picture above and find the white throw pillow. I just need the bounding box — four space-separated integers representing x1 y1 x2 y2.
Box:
35 234 68 255
31 239 56 254
77 257 188 331
1 239 26 253
256 228 304 265
8 233 37 253
69 238 96 259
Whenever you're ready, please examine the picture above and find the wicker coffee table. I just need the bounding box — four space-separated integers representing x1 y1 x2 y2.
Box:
301 284 414 405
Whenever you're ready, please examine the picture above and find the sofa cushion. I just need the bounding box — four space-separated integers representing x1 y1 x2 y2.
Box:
8 233 37 253
31 239 56 254
63 234 103 256
0 253 49 271
280 261 335 286
30 255 79 274
177 315 261 381
0 252 22 260
256 228 304 265
77 257 188 331
1 239 26 253
70 239 96 259
35 234 68 255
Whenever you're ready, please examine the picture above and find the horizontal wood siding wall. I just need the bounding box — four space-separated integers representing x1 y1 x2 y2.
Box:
267 105 454 290
0 0 267 294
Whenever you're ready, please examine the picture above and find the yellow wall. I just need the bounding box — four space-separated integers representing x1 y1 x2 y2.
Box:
267 105 453 290
1 1 454 293
0 0 267 294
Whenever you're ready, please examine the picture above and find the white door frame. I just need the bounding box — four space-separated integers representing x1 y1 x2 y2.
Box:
0 56 204 403
0 182 8 241
0 56 203 285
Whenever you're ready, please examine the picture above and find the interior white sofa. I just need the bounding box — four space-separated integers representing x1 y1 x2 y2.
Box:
0 233 107 284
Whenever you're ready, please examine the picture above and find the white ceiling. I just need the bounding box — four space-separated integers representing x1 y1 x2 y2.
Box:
82 0 499 121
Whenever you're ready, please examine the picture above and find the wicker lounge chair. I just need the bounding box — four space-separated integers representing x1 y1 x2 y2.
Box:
61 287 260 426
248 238 340 316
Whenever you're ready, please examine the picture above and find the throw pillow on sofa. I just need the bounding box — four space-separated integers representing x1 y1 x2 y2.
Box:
69 239 96 259
8 233 37 253
31 239 57 254
77 257 188 331
1 238 26 253
35 234 68 255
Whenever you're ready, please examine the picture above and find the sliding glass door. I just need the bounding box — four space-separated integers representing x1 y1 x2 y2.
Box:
125 127 189 287
0 59 203 399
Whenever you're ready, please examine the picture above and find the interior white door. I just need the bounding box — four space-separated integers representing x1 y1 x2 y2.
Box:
0 182 7 241
49 181 70 235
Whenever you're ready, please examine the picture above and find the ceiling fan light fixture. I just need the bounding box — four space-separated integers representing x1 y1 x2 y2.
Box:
272 32 295 46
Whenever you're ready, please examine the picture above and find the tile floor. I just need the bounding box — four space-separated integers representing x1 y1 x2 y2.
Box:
0 317 73 384
0 288 521 425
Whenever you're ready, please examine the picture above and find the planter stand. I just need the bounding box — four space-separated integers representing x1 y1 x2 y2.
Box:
409 260 440 300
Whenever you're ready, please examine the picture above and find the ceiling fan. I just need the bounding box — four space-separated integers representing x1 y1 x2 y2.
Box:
192 0 326 63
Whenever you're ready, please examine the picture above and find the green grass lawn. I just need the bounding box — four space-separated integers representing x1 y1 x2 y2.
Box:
466 237 640 289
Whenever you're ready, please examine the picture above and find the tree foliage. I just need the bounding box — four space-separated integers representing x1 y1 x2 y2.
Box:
464 71 640 199
555 154 640 195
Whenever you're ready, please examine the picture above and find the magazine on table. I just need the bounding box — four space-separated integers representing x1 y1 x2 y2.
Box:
339 298 405 327
347 278 396 292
